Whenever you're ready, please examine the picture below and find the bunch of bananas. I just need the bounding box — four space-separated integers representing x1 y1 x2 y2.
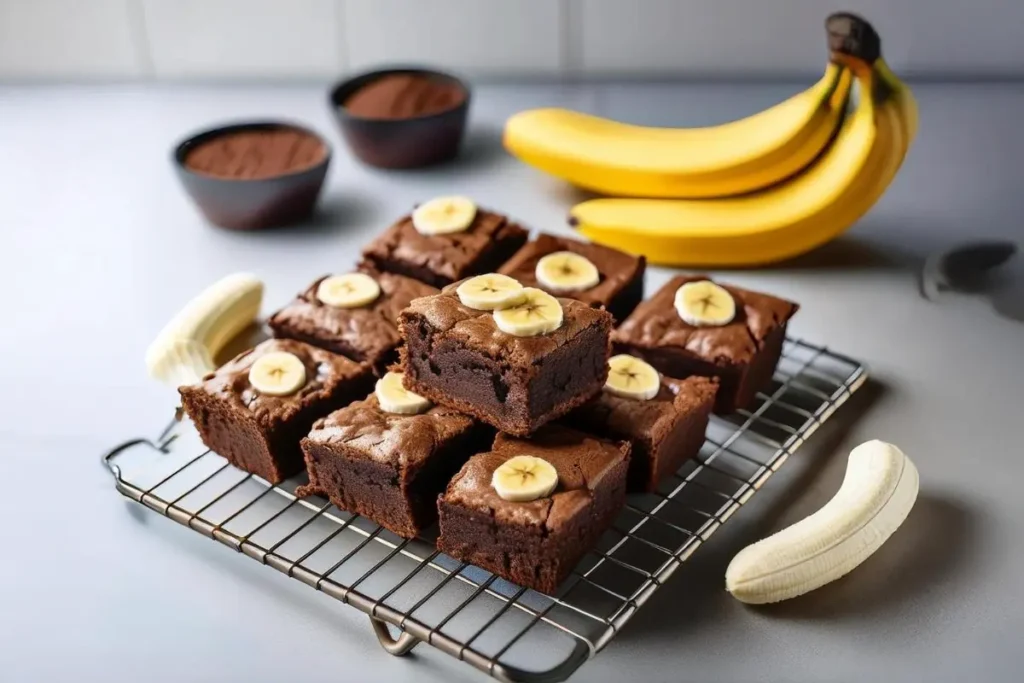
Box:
503 13 917 267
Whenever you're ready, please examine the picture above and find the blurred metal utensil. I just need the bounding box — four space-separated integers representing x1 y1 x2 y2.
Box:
919 240 1018 302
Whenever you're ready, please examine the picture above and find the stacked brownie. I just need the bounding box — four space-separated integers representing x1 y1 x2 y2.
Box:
177 195 799 596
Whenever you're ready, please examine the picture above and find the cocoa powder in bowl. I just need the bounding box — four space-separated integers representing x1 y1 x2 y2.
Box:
343 73 466 120
184 127 327 180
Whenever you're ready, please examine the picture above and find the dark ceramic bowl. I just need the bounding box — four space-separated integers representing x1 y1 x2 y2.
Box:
172 121 331 231
329 67 470 169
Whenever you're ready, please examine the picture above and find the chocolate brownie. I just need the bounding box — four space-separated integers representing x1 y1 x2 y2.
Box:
361 206 528 288
268 269 437 372
498 233 645 321
612 276 799 413
297 394 491 538
398 284 613 436
437 425 630 594
562 376 717 492
179 339 374 484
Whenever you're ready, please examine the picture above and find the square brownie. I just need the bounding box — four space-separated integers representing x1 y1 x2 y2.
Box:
297 394 492 538
437 425 630 594
179 339 374 484
398 284 613 436
498 233 645 321
612 275 799 413
562 375 717 492
267 269 437 372
361 206 528 288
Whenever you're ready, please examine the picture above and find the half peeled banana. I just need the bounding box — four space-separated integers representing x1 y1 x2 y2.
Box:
535 251 600 293
249 351 307 396
491 455 559 502
412 196 477 235
605 354 661 401
492 288 564 337
674 280 736 327
316 273 381 308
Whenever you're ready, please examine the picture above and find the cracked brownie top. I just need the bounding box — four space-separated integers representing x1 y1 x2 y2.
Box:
304 394 477 471
441 424 629 531
612 275 798 366
268 268 437 368
400 281 611 364
361 207 528 286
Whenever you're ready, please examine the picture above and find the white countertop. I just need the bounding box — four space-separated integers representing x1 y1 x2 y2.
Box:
2 80 1023 683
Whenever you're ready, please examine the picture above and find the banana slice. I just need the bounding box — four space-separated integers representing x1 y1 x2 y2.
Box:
535 251 600 293
492 288 563 337
456 273 526 310
248 351 307 396
674 280 736 326
605 354 660 401
412 196 477 235
375 371 432 415
316 273 381 308
491 455 559 502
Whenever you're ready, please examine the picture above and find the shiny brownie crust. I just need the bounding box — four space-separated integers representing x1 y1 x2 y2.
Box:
437 425 629 594
267 268 437 372
498 232 645 322
178 339 374 484
612 276 798 413
361 207 528 288
562 376 717 492
398 283 613 437
297 394 492 538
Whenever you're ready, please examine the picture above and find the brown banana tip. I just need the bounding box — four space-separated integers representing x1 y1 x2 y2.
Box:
567 215 579 228
825 12 881 64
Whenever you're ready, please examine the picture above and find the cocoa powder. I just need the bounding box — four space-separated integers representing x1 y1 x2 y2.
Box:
184 128 326 180
343 74 466 120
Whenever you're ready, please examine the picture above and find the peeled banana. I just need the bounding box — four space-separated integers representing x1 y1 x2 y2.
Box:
569 59 910 267
145 272 263 387
504 63 852 198
725 440 919 604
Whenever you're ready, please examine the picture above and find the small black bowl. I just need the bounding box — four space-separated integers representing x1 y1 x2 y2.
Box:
173 120 331 231
328 67 471 169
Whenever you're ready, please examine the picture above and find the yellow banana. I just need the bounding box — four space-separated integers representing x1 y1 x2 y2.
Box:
504 63 852 198
568 64 910 267
877 57 918 146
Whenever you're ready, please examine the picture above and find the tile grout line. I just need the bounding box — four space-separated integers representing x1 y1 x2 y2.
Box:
561 0 579 77
335 0 349 74
125 0 155 79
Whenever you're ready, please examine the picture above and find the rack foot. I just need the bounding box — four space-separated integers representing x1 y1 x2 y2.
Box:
370 618 419 656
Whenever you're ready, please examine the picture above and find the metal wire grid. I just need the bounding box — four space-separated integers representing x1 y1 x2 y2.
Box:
104 337 866 683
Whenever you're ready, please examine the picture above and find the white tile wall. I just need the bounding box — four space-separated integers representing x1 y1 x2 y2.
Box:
1 0 1024 80
576 0 1024 77
0 0 144 79
141 0 339 78
344 0 564 76
577 0 825 76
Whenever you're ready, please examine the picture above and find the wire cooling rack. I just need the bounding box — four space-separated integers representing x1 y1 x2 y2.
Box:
104 337 866 683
